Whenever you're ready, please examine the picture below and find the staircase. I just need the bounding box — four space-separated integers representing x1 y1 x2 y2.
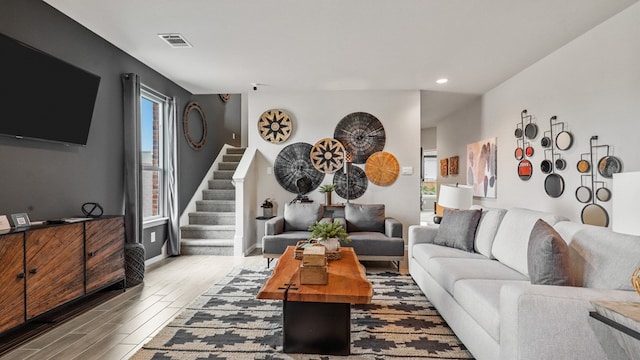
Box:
180 147 245 255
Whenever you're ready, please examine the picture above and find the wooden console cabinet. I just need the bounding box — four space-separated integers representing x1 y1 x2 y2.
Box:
0 233 25 334
85 217 125 293
25 223 84 319
0 216 125 335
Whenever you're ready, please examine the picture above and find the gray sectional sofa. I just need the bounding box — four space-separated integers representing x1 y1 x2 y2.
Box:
262 203 404 266
408 207 640 360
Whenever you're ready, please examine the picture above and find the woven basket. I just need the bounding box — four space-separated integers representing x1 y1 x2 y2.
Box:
125 243 145 287
632 267 640 295
294 240 341 260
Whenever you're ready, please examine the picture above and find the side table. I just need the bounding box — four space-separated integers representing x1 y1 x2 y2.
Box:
256 216 275 252
322 204 345 218
589 301 640 360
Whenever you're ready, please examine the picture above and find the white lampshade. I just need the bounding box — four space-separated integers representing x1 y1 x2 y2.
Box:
613 172 640 236
438 184 473 210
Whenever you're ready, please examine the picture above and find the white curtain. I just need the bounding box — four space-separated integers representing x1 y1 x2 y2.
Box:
122 73 142 244
167 97 180 255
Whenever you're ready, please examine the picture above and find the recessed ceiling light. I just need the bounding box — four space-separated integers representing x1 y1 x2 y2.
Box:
436 78 448 84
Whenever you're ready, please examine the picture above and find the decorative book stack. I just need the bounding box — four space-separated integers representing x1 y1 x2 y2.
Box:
300 246 328 285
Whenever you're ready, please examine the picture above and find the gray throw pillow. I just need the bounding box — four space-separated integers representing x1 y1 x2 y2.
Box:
284 203 323 231
433 209 482 252
345 204 385 233
527 219 572 286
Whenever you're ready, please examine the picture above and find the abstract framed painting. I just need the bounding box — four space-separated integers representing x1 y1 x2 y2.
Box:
449 156 459 175
440 158 449 177
467 137 497 198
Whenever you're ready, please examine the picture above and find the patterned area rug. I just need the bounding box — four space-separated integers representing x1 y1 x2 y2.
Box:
131 267 473 360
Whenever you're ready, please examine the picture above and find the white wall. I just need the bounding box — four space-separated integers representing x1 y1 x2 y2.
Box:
437 98 484 189
248 90 421 245
439 2 640 223
421 127 437 150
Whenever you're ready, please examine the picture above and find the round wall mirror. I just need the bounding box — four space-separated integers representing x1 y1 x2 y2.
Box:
581 203 609 227
598 156 622 178
541 136 551 148
555 131 573 151
517 160 532 181
596 187 612 202
541 159 553 174
544 174 564 198
183 102 207 150
524 123 538 139
575 186 592 203
577 160 590 173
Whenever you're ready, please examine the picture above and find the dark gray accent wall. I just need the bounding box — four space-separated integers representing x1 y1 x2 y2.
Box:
0 0 240 226
143 224 167 259
179 94 241 212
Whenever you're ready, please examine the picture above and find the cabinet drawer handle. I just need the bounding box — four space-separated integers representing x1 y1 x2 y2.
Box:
17 273 26 279
29 269 38 274
88 251 96 257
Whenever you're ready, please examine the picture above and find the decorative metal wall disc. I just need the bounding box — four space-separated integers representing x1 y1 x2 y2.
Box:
597 156 622 178
258 109 293 144
310 138 345 174
334 165 367 200
365 151 399 186
334 112 385 164
581 203 609 227
274 142 324 194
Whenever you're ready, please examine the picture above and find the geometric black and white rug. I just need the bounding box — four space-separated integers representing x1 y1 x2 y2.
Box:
131 267 474 360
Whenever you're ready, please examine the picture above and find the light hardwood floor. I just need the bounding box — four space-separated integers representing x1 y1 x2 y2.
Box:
1 251 406 360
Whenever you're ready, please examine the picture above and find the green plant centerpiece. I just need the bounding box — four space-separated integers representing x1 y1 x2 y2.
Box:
318 184 335 206
308 221 350 252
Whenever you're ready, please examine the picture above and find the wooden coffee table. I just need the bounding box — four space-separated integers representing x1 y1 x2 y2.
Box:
257 246 372 355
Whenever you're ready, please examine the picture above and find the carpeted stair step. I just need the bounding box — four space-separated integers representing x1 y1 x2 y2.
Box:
218 162 238 171
188 212 235 225
203 189 235 200
208 179 234 189
213 170 234 180
180 238 234 256
226 147 245 155
196 200 235 212
181 224 235 239
222 154 243 163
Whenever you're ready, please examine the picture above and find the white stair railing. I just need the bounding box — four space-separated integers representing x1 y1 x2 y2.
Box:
232 147 258 256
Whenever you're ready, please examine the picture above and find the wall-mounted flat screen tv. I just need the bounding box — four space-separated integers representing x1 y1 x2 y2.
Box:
0 32 101 146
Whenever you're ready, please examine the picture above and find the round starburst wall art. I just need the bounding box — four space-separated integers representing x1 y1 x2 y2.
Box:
258 109 293 144
310 138 346 174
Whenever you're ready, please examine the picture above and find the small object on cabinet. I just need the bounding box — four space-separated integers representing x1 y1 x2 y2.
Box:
0 215 10 231
10 213 30 228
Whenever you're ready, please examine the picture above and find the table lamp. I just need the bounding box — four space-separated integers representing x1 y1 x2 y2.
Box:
612 172 640 236
612 172 640 295
434 183 473 224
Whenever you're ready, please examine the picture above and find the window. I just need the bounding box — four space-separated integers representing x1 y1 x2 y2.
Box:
140 88 167 221
422 151 437 195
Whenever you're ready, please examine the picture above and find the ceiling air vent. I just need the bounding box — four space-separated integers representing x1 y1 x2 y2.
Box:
158 33 192 48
